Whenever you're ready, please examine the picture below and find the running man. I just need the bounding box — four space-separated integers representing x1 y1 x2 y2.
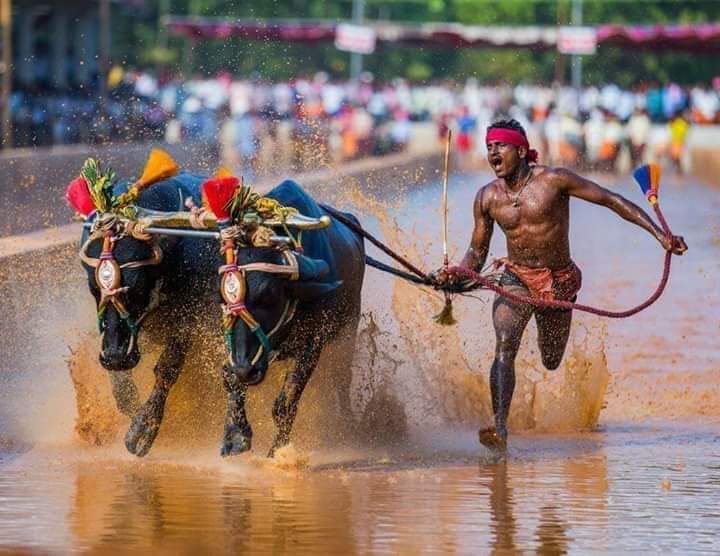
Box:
437 119 687 451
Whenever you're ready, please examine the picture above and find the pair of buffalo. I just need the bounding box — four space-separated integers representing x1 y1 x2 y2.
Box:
73 171 365 458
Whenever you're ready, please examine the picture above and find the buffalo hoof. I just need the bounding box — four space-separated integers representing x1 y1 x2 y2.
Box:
267 434 289 458
125 406 163 457
221 426 252 457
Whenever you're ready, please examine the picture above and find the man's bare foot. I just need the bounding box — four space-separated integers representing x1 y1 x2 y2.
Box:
478 427 507 452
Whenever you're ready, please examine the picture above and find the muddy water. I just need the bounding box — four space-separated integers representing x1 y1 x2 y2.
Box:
1 423 719 553
1 170 719 553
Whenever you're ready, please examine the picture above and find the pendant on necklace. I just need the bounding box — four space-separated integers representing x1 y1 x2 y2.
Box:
512 199 520 208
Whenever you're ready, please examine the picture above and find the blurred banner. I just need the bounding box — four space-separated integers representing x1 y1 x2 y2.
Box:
558 26 597 55
164 18 720 52
335 23 376 55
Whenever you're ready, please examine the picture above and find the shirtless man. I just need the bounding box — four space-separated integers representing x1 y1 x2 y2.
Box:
438 119 687 451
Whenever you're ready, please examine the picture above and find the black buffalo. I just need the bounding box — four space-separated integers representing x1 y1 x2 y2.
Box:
219 180 365 457
79 174 216 456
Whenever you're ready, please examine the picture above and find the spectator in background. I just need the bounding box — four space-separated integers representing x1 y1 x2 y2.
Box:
669 110 691 174
583 109 606 171
456 106 476 151
691 83 720 124
541 105 561 166
352 104 375 158
179 96 203 140
339 104 359 160
219 104 237 169
558 111 584 168
390 109 411 152
235 109 260 179
598 111 624 172
456 106 476 167
647 83 664 122
437 112 450 147
165 110 182 145
627 106 652 167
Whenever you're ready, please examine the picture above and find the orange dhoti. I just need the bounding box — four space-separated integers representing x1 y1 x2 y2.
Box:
498 259 583 303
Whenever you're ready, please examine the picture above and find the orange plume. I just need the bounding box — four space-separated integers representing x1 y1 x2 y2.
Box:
137 148 179 188
649 163 662 195
213 166 234 179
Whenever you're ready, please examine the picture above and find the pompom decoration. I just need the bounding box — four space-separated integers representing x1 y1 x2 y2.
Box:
213 166 234 179
65 175 96 218
201 176 240 224
138 148 179 187
114 148 179 209
633 163 662 204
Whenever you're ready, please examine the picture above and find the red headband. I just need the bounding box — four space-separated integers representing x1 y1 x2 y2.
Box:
486 128 539 163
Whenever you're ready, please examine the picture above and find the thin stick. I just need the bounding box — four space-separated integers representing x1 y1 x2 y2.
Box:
442 128 452 267
434 127 456 324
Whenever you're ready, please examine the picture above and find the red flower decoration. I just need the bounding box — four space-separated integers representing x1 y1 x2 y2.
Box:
201 176 239 222
65 176 96 217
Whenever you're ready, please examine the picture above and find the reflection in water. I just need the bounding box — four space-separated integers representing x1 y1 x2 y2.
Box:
0 417 719 552
222 486 252 554
61 438 609 552
481 452 594 555
487 461 517 554
535 506 569 555
69 460 360 554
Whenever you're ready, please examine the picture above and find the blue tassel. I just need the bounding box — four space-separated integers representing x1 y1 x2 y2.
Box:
633 165 652 197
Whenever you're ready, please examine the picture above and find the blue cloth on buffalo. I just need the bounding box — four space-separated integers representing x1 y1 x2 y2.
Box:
265 180 360 283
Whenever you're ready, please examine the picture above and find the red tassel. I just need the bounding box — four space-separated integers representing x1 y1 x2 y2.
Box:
201 176 239 223
65 176 95 217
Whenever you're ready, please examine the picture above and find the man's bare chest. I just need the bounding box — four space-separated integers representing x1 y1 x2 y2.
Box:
490 188 566 232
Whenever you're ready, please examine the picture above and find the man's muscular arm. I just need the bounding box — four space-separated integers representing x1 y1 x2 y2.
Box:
557 169 687 254
459 186 494 271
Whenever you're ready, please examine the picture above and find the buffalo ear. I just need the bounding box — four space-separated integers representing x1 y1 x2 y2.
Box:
287 280 342 301
296 255 330 281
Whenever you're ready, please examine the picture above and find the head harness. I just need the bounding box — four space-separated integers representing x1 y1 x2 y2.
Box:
218 225 301 367
79 216 163 355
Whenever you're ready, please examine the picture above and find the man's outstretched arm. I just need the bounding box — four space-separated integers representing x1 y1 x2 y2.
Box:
558 169 687 254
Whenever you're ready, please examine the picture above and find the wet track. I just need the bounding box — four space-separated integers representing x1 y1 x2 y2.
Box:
0 167 718 553
0 424 718 553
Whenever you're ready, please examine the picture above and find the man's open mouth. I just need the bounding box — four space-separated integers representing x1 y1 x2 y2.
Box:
491 156 503 169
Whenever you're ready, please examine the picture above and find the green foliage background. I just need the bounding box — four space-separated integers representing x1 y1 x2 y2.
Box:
113 0 720 86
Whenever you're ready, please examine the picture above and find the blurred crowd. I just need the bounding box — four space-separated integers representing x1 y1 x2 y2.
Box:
445 80 720 173
8 69 720 174
7 69 416 175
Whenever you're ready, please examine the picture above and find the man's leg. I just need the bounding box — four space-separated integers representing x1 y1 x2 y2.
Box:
535 308 573 370
480 289 533 451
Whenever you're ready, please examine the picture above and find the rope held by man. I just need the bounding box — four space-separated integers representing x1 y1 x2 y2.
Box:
445 251 672 318
321 195 676 320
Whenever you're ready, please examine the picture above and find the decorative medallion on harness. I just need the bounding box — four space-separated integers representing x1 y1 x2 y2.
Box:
221 267 244 306
96 232 121 286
